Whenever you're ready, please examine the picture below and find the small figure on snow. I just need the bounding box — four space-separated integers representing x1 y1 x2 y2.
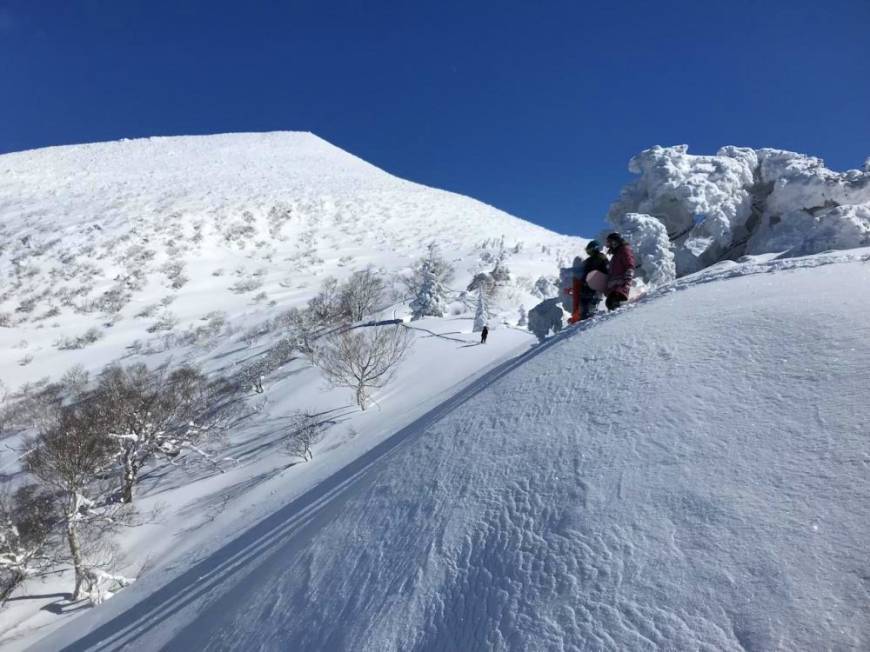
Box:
579 240 609 320
605 232 636 311
480 325 489 344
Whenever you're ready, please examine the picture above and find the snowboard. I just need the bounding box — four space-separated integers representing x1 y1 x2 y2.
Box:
586 270 607 293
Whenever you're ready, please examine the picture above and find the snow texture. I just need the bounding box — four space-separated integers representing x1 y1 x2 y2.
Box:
0 132 583 389
31 247 870 651
609 144 870 275
0 132 586 647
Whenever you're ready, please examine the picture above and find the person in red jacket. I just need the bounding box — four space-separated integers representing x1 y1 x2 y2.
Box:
605 232 635 311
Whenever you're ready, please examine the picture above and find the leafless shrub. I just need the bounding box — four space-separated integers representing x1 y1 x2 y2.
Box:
55 327 103 350
38 306 61 321
95 284 131 313
146 311 178 333
229 277 263 294
160 261 188 289
0 313 12 328
312 325 413 410
15 298 37 314
223 222 257 246
284 410 329 461
339 266 386 322
134 303 160 318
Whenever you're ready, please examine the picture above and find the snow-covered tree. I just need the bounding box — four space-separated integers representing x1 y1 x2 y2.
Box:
340 266 386 322
24 403 124 601
95 363 216 504
409 246 452 322
0 485 55 604
313 325 413 410
607 212 676 288
285 410 331 462
473 287 489 332
405 242 455 304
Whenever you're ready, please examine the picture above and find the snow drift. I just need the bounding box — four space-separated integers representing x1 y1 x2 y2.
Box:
608 145 870 276
32 247 870 651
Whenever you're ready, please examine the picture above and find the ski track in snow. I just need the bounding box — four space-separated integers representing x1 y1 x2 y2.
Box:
29 250 870 651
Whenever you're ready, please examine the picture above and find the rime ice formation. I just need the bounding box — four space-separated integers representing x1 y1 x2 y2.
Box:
608 145 870 275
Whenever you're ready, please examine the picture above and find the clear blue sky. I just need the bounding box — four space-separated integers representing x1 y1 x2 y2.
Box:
1 0 868 236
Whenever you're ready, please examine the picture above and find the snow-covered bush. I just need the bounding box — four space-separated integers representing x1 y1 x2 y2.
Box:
55 327 103 350
527 298 564 342
607 212 676 288
473 288 489 332
146 311 178 333
608 145 870 275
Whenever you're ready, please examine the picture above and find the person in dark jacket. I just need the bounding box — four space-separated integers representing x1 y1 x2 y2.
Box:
605 232 636 311
480 325 489 344
579 240 609 320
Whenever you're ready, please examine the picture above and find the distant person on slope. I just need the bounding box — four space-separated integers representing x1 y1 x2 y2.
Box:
480 325 489 344
579 240 609 320
605 232 636 311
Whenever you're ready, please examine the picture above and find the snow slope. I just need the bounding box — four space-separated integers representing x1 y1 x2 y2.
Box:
0 133 585 647
32 247 870 651
0 132 580 388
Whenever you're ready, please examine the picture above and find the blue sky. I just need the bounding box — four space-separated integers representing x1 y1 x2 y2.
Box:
1 0 868 236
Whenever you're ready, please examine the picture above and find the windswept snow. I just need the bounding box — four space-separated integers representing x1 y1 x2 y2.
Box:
609 144 870 275
32 248 870 651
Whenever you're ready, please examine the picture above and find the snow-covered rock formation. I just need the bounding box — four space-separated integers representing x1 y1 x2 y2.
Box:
608 145 870 276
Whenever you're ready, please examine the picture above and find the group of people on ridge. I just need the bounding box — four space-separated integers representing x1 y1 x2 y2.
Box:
572 231 636 322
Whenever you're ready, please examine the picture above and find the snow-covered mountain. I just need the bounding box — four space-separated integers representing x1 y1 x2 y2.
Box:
0 132 581 387
28 246 870 652
1 135 868 650
0 133 584 648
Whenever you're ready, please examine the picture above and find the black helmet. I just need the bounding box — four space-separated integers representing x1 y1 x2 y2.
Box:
585 240 602 254
606 232 624 246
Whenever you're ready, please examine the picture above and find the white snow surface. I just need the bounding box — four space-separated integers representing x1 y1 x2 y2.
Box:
0 132 587 648
28 247 870 651
0 131 580 388
609 144 870 275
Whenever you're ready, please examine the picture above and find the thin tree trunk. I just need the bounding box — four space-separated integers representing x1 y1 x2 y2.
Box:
67 518 85 601
356 385 367 411
121 451 136 504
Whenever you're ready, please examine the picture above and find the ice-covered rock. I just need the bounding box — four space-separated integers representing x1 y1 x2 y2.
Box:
606 212 676 288
609 145 870 275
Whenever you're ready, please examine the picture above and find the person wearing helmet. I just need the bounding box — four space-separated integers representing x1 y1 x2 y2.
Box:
578 239 609 320
605 232 635 310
